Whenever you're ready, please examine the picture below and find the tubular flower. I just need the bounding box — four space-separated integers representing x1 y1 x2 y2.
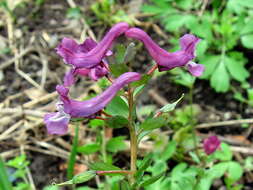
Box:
203 136 221 155
56 22 129 69
44 72 141 134
125 28 204 76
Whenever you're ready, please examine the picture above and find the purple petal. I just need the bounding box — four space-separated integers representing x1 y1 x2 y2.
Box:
75 68 90 76
56 38 79 64
44 112 70 135
57 22 129 69
79 38 97 52
203 136 221 155
125 28 201 72
180 34 200 57
186 62 205 77
63 69 76 87
56 72 141 118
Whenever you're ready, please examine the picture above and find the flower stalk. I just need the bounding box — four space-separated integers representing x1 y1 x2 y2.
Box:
128 86 137 184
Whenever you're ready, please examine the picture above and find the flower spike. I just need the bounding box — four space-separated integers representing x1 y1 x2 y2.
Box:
125 28 204 76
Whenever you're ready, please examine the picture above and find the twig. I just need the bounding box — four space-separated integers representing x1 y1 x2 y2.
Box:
23 91 58 108
0 108 46 117
231 146 253 155
0 120 24 141
148 89 169 106
0 149 20 159
24 145 69 159
20 146 36 190
196 119 253 129
198 0 209 17
0 47 34 70
15 59 43 90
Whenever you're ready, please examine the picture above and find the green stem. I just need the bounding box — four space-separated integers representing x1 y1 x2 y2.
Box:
128 85 137 184
96 170 133 175
189 84 200 159
101 128 107 163
67 123 79 180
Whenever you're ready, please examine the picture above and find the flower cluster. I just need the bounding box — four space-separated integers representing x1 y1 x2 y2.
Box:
44 22 204 135
203 136 221 155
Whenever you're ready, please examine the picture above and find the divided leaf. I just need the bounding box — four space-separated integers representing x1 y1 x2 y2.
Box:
106 136 127 153
210 62 230 92
140 117 167 131
225 56 249 82
77 143 100 155
105 96 129 117
106 116 129 129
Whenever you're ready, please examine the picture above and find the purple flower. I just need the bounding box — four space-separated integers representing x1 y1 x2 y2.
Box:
57 37 111 84
203 136 221 155
56 22 129 69
44 102 70 135
125 28 204 76
63 63 109 86
44 72 141 134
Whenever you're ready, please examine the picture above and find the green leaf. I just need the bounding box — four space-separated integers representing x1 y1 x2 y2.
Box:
226 161 243 183
177 0 193 10
115 44 126 64
110 63 129 78
57 171 96 186
139 172 165 187
241 34 253 49
140 117 167 131
207 162 228 179
189 151 201 164
131 74 152 88
200 55 220 79
67 8 81 19
240 20 253 35
244 157 253 171
225 56 249 82
105 96 129 117
196 40 208 57
247 89 253 101
133 84 146 97
189 19 213 41
89 162 120 171
170 163 198 190
0 157 13 190
160 141 177 161
159 94 184 113
106 116 129 129
135 154 153 182
164 14 194 32
77 143 100 155
106 136 127 153
211 62 230 92
123 42 136 63
43 186 58 190
214 143 232 161
89 119 105 128
120 180 131 190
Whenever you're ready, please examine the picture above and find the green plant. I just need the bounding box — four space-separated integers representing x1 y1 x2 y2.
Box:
142 0 252 93
5 154 31 190
90 0 134 25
